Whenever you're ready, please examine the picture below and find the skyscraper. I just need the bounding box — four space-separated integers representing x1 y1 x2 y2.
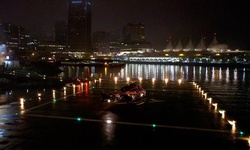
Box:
121 23 152 53
54 20 67 45
67 0 91 53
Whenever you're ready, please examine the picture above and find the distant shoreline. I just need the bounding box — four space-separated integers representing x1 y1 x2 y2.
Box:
125 61 250 68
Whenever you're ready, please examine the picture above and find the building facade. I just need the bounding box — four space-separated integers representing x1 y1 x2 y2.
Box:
67 0 92 53
121 23 152 54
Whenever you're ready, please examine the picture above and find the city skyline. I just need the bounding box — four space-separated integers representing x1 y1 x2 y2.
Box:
0 0 249 50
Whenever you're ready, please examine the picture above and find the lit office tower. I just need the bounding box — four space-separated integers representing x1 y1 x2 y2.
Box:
68 0 91 53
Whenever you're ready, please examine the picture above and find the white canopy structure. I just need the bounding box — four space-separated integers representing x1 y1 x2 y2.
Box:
174 39 183 52
195 36 207 51
184 37 194 51
164 38 174 52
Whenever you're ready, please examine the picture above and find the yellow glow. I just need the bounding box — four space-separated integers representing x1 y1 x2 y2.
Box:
165 78 168 83
228 120 236 134
63 87 67 98
52 90 56 99
165 54 169 56
207 97 212 104
73 84 76 95
126 77 130 82
195 54 201 56
179 53 184 57
152 78 155 83
81 83 84 92
104 67 107 76
106 119 112 124
178 79 182 84
219 110 226 119
138 77 142 82
114 76 118 84
215 53 220 56
20 98 25 110
203 93 207 99
212 103 218 112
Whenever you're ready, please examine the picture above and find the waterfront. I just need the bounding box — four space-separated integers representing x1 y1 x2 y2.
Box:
58 63 250 135
0 63 250 149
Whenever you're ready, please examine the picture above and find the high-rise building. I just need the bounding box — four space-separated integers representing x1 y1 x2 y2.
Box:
92 31 110 54
122 23 146 44
0 23 25 49
67 0 91 53
121 23 152 53
54 20 67 45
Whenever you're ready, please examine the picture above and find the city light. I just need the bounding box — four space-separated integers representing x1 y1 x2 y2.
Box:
152 78 155 83
76 117 82 121
106 119 112 124
178 79 182 84
228 120 236 134
20 98 25 110
212 103 218 112
126 77 130 82
165 78 168 83
207 97 212 104
203 93 207 99
219 110 225 119
114 76 118 84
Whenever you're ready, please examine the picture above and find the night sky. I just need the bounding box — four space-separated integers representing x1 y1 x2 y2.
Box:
0 0 249 50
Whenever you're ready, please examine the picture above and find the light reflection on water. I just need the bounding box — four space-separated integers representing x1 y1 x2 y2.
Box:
101 112 118 142
59 64 249 83
0 64 250 140
59 64 250 134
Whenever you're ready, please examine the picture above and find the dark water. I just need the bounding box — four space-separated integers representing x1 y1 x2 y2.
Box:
0 64 250 149
58 64 250 135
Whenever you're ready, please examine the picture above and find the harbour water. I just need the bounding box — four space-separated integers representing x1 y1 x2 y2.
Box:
0 63 249 149
59 64 250 135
